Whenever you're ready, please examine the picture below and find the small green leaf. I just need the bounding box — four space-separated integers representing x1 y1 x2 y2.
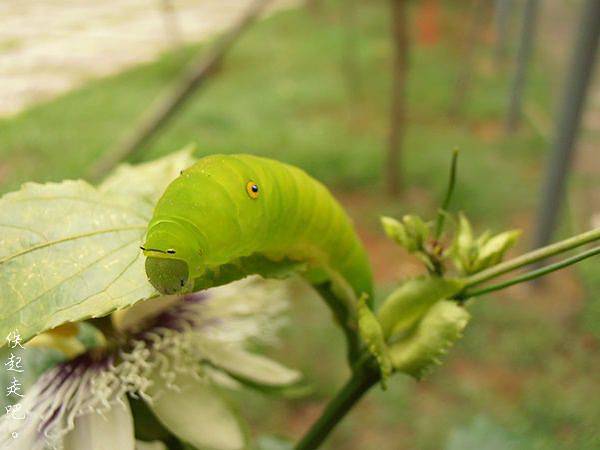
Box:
381 216 411 249
452 213 475 274
389 300 470 379
402 214 429 249
451 212 521 275
382 214 431 254
473 229 521 272
0 151 194 344
475 230 492 248
377 277 464 339
456 213 473 248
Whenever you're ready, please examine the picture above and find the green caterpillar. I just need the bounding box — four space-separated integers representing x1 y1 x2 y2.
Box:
143 154 373 359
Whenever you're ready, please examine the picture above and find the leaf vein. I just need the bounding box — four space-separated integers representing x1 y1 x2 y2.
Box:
2 239 138 320
0 225 145 265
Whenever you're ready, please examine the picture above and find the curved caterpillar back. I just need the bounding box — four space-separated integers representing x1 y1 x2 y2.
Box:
143 154 373 303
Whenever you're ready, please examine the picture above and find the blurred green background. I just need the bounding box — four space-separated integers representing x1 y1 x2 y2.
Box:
0 0 598 448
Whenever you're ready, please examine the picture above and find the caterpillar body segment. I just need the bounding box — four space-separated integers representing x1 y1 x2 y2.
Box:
143 154 374 359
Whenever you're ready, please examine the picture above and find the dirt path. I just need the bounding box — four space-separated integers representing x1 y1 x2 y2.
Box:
0 0 295 117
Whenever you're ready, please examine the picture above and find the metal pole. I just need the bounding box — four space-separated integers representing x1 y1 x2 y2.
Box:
533 0 600 249
494 0 513 63
505 0 540 132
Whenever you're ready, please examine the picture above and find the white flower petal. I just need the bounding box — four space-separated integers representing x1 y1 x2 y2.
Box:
111 295 181 333
136 440 167 450
198 340 301 387
146 372 246 450
204 366 243 390
196 278 291 345
62 396 135 450
0 418 43 450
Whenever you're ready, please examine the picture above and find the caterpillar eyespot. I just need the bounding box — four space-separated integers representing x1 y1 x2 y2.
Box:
246 181 259 199
166 249 177 254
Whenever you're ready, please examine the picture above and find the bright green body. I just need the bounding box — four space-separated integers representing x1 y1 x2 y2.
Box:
143 154 374 358
144 154 372 298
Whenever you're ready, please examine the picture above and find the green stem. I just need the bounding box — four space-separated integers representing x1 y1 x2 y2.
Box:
459 246 600 299
296 229 600 449
294 359 380 450
464 228 600 288
434 148 459 240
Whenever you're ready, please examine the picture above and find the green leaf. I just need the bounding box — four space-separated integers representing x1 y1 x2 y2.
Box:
0 150 194 344
99 146 196 212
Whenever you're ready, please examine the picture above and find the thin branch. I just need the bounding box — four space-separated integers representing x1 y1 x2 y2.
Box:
434 148 459 239
87 0 273 182
294 358 379 450
464 227 600 288
459 246 600 299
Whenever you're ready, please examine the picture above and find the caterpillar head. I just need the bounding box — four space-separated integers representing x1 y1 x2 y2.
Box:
142 219 203 295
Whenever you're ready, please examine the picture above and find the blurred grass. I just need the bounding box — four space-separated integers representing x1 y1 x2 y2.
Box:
0 0 598 449
0 0 546 228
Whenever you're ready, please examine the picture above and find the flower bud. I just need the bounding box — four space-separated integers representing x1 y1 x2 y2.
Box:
472 230 521 272
402 214 429 250
381 215 430 253
389 300 470 379
451 213 521 275
377 277 464 339
381 216 412 249
452 213 476 274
